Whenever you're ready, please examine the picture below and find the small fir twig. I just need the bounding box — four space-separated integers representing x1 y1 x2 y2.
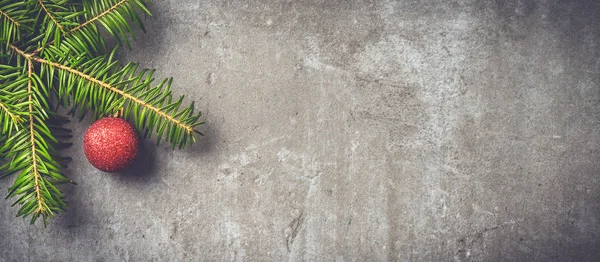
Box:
0 0 204 225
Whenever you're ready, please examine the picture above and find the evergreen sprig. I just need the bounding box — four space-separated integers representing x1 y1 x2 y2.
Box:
0 0 204 225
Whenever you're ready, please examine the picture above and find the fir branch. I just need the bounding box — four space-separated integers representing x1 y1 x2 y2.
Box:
34 56 195 134
8 43 29 58
0 0 203 225
37 0 64 31
0 100 23 130
33 0 149 55
0 55 69 224
70 0 128 33
0 8 20 27
26 59 45 216
0 102 18 122
0 58 30 135
0 0 34 46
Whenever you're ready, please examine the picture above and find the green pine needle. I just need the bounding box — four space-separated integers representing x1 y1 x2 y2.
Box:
0 0 204 225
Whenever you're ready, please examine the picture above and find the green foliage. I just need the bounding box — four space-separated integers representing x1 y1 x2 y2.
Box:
0 0 204 225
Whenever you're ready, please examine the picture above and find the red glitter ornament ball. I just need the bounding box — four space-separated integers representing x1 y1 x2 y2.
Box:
83 117 139 172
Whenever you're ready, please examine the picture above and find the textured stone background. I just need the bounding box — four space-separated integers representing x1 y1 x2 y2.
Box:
1 0 600 261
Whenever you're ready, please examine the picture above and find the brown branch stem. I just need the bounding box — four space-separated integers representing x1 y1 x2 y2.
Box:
8 43 30 58
32 57 194 134
9 43 193 138
38 0 64 31
0 9 20 26
33 0 130 55
70 0 128 33
27 59 44 214
0 101 22 125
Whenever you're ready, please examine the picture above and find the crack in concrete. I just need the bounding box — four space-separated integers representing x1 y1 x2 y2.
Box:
285 212 306 252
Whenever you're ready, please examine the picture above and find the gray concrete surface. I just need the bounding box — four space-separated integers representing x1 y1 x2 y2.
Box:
2 0 600 261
